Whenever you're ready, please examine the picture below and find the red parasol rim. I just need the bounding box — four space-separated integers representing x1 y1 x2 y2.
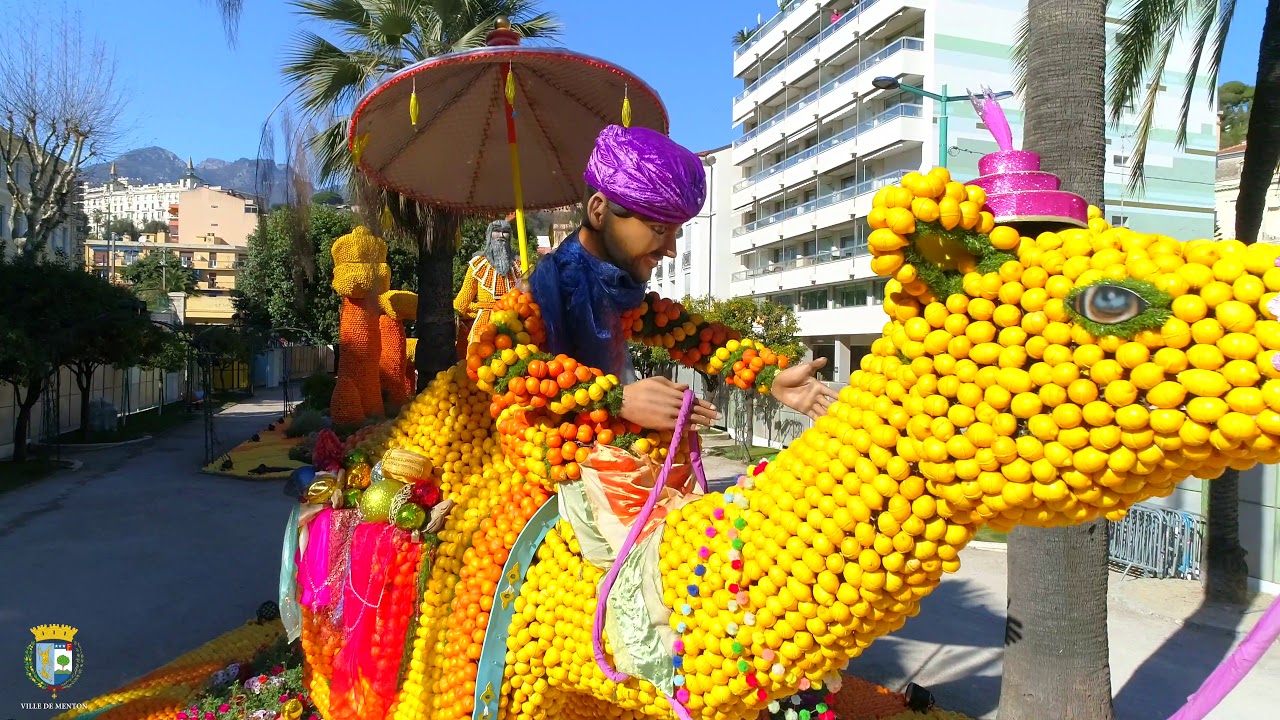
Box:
348 45 670 158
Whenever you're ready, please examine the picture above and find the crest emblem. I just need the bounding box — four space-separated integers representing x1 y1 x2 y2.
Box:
24 624 83 698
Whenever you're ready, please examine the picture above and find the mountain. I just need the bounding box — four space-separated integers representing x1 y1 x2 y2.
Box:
80 147 294 205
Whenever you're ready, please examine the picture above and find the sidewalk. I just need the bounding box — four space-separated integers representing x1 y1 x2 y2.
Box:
852 546 1280 720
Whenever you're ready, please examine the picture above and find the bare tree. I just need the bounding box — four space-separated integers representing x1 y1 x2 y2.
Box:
0 4 127 259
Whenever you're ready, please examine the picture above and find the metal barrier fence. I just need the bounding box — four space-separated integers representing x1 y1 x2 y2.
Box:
1108 502 1207 580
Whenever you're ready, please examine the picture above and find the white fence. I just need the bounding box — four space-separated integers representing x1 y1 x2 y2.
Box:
1 345 334 459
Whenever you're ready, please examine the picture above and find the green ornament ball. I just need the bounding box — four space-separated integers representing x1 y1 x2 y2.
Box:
393 502 427 530
359 479 405 523
344 449 370 469
342 488 362 509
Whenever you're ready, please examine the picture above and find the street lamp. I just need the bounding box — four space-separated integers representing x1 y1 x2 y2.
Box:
701 154 717 299
871 77 1014 169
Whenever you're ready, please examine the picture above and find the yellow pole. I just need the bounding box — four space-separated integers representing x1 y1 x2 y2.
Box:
504 64 530 278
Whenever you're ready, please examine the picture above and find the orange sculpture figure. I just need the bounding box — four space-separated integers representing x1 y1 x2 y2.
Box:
329 226 417 424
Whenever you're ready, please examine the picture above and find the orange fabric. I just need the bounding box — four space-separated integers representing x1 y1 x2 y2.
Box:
580 442 700 549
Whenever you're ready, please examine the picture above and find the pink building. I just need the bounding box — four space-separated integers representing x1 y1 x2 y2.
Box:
169 186 260 247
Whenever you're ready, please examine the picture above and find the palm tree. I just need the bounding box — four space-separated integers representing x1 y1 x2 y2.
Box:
210 0 243 43
1109 0 1280 605
277 0 559 388
1000 2 1115 720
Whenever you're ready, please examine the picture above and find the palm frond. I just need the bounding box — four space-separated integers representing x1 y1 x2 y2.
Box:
1011 3 1034 98
1108 1 1185 117
282 32 394 114
311 120 355 185
289 0 376 27
1108 0 1236 191
210 0 244 44
1122 20 1179 194
1175 0 1235 147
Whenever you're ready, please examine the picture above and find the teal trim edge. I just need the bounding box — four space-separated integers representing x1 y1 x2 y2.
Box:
471 496 561 720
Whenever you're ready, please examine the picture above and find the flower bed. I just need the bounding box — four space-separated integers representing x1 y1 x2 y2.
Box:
203 419 307 480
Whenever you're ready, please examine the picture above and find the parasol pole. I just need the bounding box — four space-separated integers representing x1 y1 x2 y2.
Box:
488 17 530 278
503 62 530 279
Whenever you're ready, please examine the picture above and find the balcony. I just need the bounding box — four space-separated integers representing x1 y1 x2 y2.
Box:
734 9 857 106
731 244 868 282
797 305 891 338
682 251 691 270
734 0 804 59
733 103 922 196
733 37 925 157
731 169 910 253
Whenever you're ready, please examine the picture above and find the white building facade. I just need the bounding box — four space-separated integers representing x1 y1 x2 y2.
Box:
648 146 736 302
728 0 1218 385
81 161 203 236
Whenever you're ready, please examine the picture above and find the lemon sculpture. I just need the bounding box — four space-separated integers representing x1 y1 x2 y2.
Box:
298 101 1280 720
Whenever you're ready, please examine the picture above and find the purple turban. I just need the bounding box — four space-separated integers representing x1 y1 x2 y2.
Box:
583 125 707 225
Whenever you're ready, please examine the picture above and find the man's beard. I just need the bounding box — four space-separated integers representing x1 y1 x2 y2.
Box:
600 213 647 283
484 236 515 275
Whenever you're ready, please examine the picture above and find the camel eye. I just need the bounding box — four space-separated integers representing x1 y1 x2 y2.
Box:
1072 284 1147 325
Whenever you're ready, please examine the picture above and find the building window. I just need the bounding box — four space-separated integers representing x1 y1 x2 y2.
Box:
209 252 218 268
180 252 193 267
207 272 218 288
1111 215 1130 227
835 284 868 307
772 293 796 309
800 289 829 311
802 239 817 257
871 279 889 304
1113 154 1131 167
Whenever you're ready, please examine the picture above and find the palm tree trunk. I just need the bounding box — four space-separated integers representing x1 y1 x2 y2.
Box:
1204 0 1280 606
415 210 462 391
1205 469 1250 603
1234 0 1280 245
1000 2 1114 719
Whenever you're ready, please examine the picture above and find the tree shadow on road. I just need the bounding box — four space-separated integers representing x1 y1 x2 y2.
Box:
847 578 1007 719
1112 594 1257 720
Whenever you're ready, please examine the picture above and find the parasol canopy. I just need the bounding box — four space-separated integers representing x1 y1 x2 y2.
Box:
349 32 669 215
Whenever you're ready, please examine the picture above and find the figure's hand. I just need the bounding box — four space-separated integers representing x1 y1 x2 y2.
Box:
770 357 838 420
621 377 719 431
425 498 454 534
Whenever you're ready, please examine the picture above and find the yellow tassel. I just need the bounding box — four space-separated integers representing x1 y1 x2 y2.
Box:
352 133 370 165
505 68 516 106
622 87 632 128
410 77 419 127
381 205 393 231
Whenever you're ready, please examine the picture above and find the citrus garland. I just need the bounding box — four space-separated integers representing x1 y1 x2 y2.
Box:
465 289 791 485
620 293 791 392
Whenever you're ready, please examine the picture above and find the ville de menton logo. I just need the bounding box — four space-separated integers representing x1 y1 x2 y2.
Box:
24 624 84 701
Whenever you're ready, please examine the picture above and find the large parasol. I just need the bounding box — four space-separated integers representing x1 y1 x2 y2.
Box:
348 19 669 275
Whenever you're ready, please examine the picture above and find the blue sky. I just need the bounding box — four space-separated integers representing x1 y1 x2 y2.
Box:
54 0 1268 163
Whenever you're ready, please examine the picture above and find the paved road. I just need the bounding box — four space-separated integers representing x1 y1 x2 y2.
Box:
0 390 297 715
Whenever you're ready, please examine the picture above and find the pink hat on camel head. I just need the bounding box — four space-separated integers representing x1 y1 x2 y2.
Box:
964 87 1089 228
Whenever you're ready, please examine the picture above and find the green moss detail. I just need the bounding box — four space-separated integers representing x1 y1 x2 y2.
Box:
902 220 1015 299
602 384 625 416
1063 278 1173 339
902 244 963 300
612 432 642 450
756 364 781 393
493 351 552 395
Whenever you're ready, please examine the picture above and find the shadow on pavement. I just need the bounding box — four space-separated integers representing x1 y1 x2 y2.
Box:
1113 596 1254 720
849 577 1006 719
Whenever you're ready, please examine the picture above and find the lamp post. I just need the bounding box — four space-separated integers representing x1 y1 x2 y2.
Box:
871 77 1014 169
701 154 717 299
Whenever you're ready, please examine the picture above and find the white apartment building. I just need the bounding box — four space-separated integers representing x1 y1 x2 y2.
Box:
81 160 203 235
649 146 735 301
727 0 1217 385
